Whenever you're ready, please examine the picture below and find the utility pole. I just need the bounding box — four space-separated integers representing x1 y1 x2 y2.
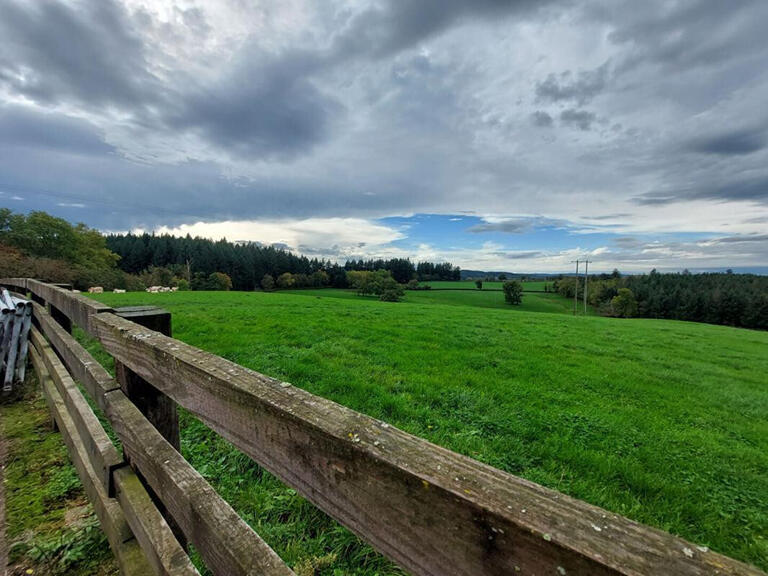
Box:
583 260 593 314
571 259 580 315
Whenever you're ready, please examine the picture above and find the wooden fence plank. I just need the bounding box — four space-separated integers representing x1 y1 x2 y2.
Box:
31 327 198 576
30 327 123 494
28 345 152 576
103 389 295 576
93 310 764 576
32 301 118 411
26 279 112 336
113 466 200 576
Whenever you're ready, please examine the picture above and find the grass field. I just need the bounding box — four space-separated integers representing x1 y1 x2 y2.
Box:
89 289 768 572
288 287 592 315
424 280 549 291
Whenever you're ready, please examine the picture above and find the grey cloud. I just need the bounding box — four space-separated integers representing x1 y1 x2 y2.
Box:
531 110 554 127
332 0 558 59
0 105 113 155
588 213 631 221
499 250 545 259
687 128 765 156
0 0 156 108
606 1 768 73
613 237 642 248
468 217 569 234
167 49 342 159
636 173 768 205
560 108 596 131
705 234 768 244
535 62 609 105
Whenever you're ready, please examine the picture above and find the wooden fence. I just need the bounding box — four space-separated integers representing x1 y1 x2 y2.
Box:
1 277 763 576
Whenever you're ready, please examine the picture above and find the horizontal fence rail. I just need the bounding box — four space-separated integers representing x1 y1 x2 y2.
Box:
26 297 293 576
2 278 764 576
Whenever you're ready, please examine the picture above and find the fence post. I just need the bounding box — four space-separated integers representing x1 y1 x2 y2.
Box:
47 284 74 333
113 305 185 549
113 306 179 451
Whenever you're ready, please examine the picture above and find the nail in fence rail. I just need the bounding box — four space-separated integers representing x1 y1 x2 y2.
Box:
8 279 766 576
30 301 294 576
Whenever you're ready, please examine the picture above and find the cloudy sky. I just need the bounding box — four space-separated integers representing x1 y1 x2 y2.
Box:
1 0 767 272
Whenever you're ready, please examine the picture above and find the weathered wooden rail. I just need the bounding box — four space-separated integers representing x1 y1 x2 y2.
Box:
2 277 764 576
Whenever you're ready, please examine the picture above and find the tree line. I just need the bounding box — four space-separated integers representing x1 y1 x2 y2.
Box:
106 233 460 291
553 269 768 329
0 209 461 293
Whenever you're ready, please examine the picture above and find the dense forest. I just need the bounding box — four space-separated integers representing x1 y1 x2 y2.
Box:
106 233 460 290
554 270 768 330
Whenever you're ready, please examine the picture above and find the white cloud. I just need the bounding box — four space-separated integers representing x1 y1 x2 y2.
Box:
139 217 406 258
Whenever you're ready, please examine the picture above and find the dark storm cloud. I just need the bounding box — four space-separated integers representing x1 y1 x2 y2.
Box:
0 106 113 155
535 62 609 105
531 111 554 127
167 50 342 159
0 0 156 108
559 109 596 131
687 128 765 156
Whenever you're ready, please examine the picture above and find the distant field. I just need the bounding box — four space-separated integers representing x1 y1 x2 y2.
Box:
424 280 550 291
92 290 768 572
287 286 591 315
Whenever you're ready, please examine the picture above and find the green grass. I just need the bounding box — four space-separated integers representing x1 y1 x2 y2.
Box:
423 280 549 291
287 287 591 315
91 289 768 571
1 380 116 575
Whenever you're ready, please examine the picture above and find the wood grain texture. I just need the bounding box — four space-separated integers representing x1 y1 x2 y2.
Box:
30 327 123 494
113 466 200 576
114 306 179 452
26 279 112 335
93 310 765 576
31 323 197 576
104 389 295 576
32 301 118 412
29 345 152 576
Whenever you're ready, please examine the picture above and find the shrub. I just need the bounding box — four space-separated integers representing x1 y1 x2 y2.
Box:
261 274 275 291
208 272 233 291
379 287 404 302
175 278 190 291
503 280 523 305
276 272 295 289
475 280 483 290
611 288 638 317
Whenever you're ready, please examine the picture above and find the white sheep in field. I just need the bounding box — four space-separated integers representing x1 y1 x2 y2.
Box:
113 288 126 293
88 286 104 293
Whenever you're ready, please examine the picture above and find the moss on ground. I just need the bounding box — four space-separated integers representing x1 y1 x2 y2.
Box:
1 377 117 576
